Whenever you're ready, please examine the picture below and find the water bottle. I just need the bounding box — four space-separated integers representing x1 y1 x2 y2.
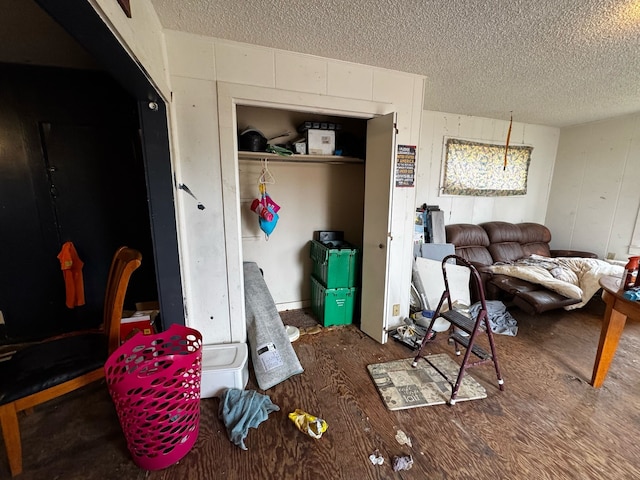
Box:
623 256 640 290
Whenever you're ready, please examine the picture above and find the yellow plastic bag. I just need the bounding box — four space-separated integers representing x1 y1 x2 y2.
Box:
288 409 328 439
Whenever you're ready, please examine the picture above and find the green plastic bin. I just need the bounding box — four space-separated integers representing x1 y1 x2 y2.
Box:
311 275 357 327
310 240 360 288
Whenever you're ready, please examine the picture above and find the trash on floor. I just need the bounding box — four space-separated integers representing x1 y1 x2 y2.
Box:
390 316 435 350
392 454 414 471
286 325 300 342
369 449 384 465
303 324 323 335
395 429 412 447
218 388 280 450
288 409 328 439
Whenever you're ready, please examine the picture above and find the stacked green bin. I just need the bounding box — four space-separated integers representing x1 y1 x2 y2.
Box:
309 239 359 327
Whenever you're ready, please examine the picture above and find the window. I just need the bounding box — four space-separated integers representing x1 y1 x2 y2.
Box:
441 138 533 196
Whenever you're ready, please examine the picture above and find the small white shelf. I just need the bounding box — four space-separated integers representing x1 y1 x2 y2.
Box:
238 151 364 164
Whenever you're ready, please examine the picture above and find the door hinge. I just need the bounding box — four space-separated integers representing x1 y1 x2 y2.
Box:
393 123 399 135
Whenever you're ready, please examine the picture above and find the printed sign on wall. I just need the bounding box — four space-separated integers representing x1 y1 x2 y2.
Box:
396 145 416 187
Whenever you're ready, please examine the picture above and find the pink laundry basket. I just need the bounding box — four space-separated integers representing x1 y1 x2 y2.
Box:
105 323 203 471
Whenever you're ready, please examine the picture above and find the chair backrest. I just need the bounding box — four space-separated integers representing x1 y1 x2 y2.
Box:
103 247 142 355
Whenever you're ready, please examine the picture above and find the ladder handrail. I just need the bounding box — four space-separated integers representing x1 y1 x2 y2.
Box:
440 254 489 316
413 253 505 405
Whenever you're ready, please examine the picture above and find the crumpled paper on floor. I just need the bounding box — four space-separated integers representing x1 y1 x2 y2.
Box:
395 429 412 447
369 449 384 465
392 454 414 471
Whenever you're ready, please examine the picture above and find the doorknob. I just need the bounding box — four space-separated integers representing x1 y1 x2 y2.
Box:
378 243 384 249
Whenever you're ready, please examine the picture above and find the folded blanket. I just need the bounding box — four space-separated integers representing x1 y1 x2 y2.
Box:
488 255 624 309
218 388 280 450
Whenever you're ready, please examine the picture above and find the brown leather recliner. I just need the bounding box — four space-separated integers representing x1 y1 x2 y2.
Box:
445 221 598 314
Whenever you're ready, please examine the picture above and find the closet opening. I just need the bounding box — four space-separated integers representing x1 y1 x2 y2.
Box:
218 81 398 344
236 105 368 329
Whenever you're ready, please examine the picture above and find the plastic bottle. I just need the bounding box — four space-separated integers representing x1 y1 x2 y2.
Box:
623 256 640 290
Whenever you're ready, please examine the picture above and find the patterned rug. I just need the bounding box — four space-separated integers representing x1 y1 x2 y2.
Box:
367 354 487 410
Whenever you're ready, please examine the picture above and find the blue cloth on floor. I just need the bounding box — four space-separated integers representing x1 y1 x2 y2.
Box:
470 300 518 336
218 388 280 450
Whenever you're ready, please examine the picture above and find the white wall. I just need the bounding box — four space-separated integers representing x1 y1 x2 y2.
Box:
90 1 572 345
546 113 640 259
417 111 560 224
239 159 365 310
165 31 424 344
235 106 366 310
90 0 170 99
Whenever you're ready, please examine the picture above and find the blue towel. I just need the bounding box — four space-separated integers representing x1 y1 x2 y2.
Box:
469 300 518 336
218 388 280 450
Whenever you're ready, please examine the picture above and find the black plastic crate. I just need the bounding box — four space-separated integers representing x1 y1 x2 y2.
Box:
313 230 344 242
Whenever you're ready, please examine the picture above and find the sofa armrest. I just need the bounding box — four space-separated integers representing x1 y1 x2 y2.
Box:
550 249 598 259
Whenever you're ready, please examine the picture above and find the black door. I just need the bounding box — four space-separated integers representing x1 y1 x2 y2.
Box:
0 63 157 341
39 121 157 324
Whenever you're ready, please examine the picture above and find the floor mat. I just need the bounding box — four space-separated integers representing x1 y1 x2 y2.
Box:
367 354 487 410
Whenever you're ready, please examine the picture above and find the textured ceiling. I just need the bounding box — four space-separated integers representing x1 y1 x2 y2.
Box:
150 0 640 127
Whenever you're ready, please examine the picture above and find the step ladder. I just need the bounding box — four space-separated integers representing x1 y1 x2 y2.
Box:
412 254 504 405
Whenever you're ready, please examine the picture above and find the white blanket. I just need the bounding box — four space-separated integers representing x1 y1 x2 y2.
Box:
488 254 624 309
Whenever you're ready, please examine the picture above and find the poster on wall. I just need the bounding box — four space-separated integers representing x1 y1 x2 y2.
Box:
396 145 416 187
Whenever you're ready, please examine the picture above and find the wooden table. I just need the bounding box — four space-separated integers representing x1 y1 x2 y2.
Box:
591 275 640 387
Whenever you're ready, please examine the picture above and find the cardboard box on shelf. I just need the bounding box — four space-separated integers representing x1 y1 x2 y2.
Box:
120 309 159 344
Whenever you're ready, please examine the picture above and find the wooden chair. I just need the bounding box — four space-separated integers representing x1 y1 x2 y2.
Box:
0 246 142 477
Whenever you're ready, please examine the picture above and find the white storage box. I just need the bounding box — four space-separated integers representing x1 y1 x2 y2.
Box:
306 129 335 155
200 342 249 398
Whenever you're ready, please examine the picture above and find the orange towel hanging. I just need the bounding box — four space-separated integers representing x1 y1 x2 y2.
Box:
57 241 86 308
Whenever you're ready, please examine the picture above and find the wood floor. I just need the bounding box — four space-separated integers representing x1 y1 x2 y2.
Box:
3 296 640 479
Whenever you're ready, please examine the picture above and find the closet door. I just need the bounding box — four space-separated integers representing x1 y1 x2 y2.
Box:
360 112 397 343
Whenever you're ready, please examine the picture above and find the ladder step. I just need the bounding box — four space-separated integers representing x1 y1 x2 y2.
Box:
441 309 476 334
449 332 492 360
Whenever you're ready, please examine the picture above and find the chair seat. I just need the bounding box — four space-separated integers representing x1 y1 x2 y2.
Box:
0 246 142 477
0 333 107 405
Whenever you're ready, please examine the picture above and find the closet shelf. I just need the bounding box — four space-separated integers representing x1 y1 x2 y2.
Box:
238 151 364 164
